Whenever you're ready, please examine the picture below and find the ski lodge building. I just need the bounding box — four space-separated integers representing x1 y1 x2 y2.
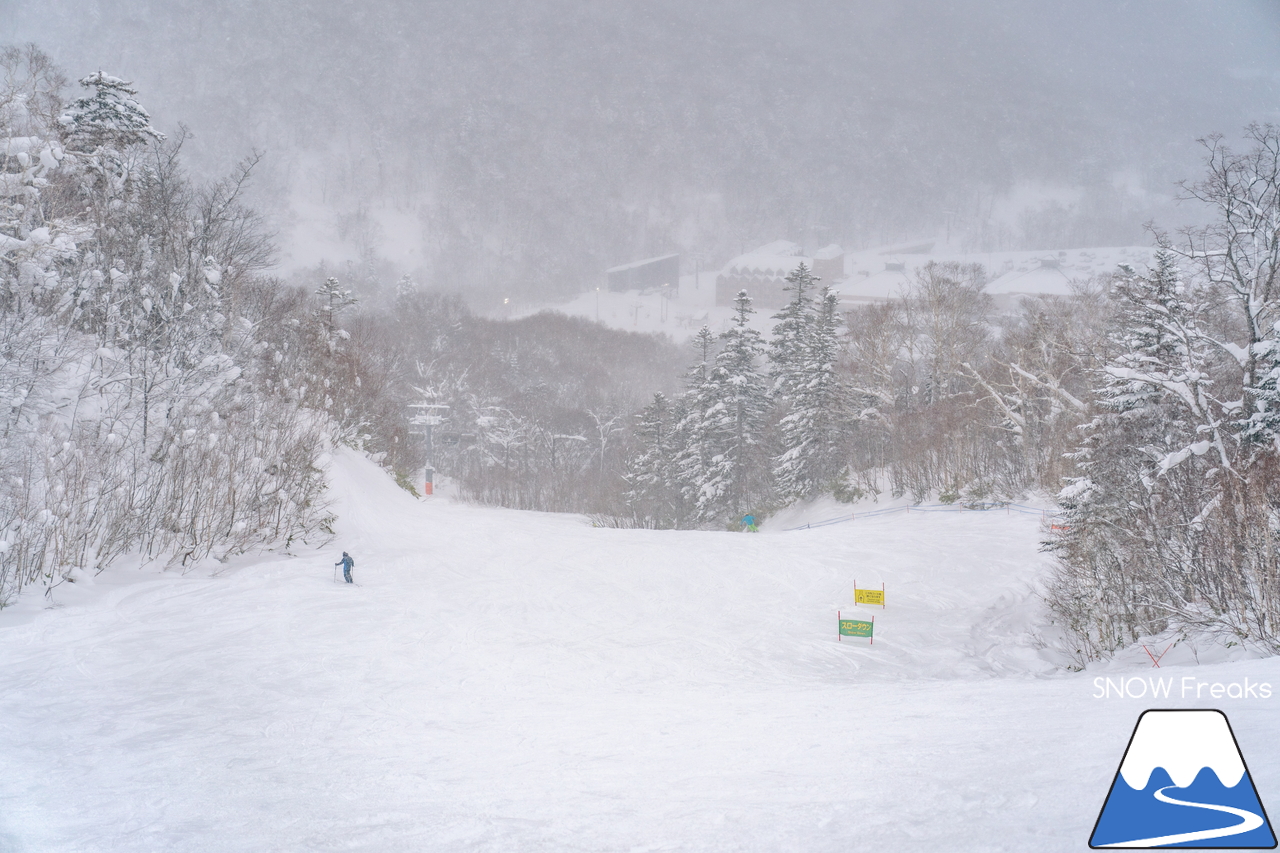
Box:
715 241 816 308
605 253 680 292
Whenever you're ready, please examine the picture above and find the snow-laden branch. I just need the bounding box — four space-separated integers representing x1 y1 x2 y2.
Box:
960 362 1024 435
1007 362 1088 414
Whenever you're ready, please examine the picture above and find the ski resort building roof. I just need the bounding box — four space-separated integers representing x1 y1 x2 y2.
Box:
836 244 1157 307
716 241 812 308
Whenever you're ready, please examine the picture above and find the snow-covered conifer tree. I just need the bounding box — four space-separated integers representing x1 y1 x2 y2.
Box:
1050 248 1210 655
672 326 722 525
316 276 358 354
697 290 769 521
1242 323 1280 455
774 283 847 502
58 71 164 153
768 263 818 399
624 392 679 527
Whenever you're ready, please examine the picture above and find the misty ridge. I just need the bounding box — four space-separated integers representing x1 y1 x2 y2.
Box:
8 0 1280 308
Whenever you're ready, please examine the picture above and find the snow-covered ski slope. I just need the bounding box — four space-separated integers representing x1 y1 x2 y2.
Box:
2 450 1278 852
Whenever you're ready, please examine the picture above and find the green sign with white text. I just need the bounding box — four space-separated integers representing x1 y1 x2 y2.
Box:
839 618 874 638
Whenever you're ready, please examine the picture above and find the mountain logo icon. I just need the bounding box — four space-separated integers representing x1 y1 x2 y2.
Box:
1090 709 1276 848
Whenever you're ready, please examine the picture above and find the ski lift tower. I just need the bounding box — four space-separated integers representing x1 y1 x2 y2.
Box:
408 401 450 495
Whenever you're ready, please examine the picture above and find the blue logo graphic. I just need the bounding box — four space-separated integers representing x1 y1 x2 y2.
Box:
1091 709 1276 848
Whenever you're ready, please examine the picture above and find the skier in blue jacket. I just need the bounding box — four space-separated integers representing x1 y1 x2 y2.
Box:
339 551 355 584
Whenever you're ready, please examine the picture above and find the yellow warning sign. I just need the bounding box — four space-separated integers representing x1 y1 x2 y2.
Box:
855 587 884 606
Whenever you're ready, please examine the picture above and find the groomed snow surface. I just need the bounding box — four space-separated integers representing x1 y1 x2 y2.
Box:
2 450 1277 852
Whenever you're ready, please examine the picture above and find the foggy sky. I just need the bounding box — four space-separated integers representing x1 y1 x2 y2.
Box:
5 0 1279 304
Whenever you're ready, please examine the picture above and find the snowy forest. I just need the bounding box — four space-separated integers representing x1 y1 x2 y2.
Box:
4 39 1280 665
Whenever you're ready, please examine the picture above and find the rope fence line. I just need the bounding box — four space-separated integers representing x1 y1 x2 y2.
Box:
783 502 1064 531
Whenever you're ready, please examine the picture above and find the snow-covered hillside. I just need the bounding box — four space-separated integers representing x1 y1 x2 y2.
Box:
2 451 1277 852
